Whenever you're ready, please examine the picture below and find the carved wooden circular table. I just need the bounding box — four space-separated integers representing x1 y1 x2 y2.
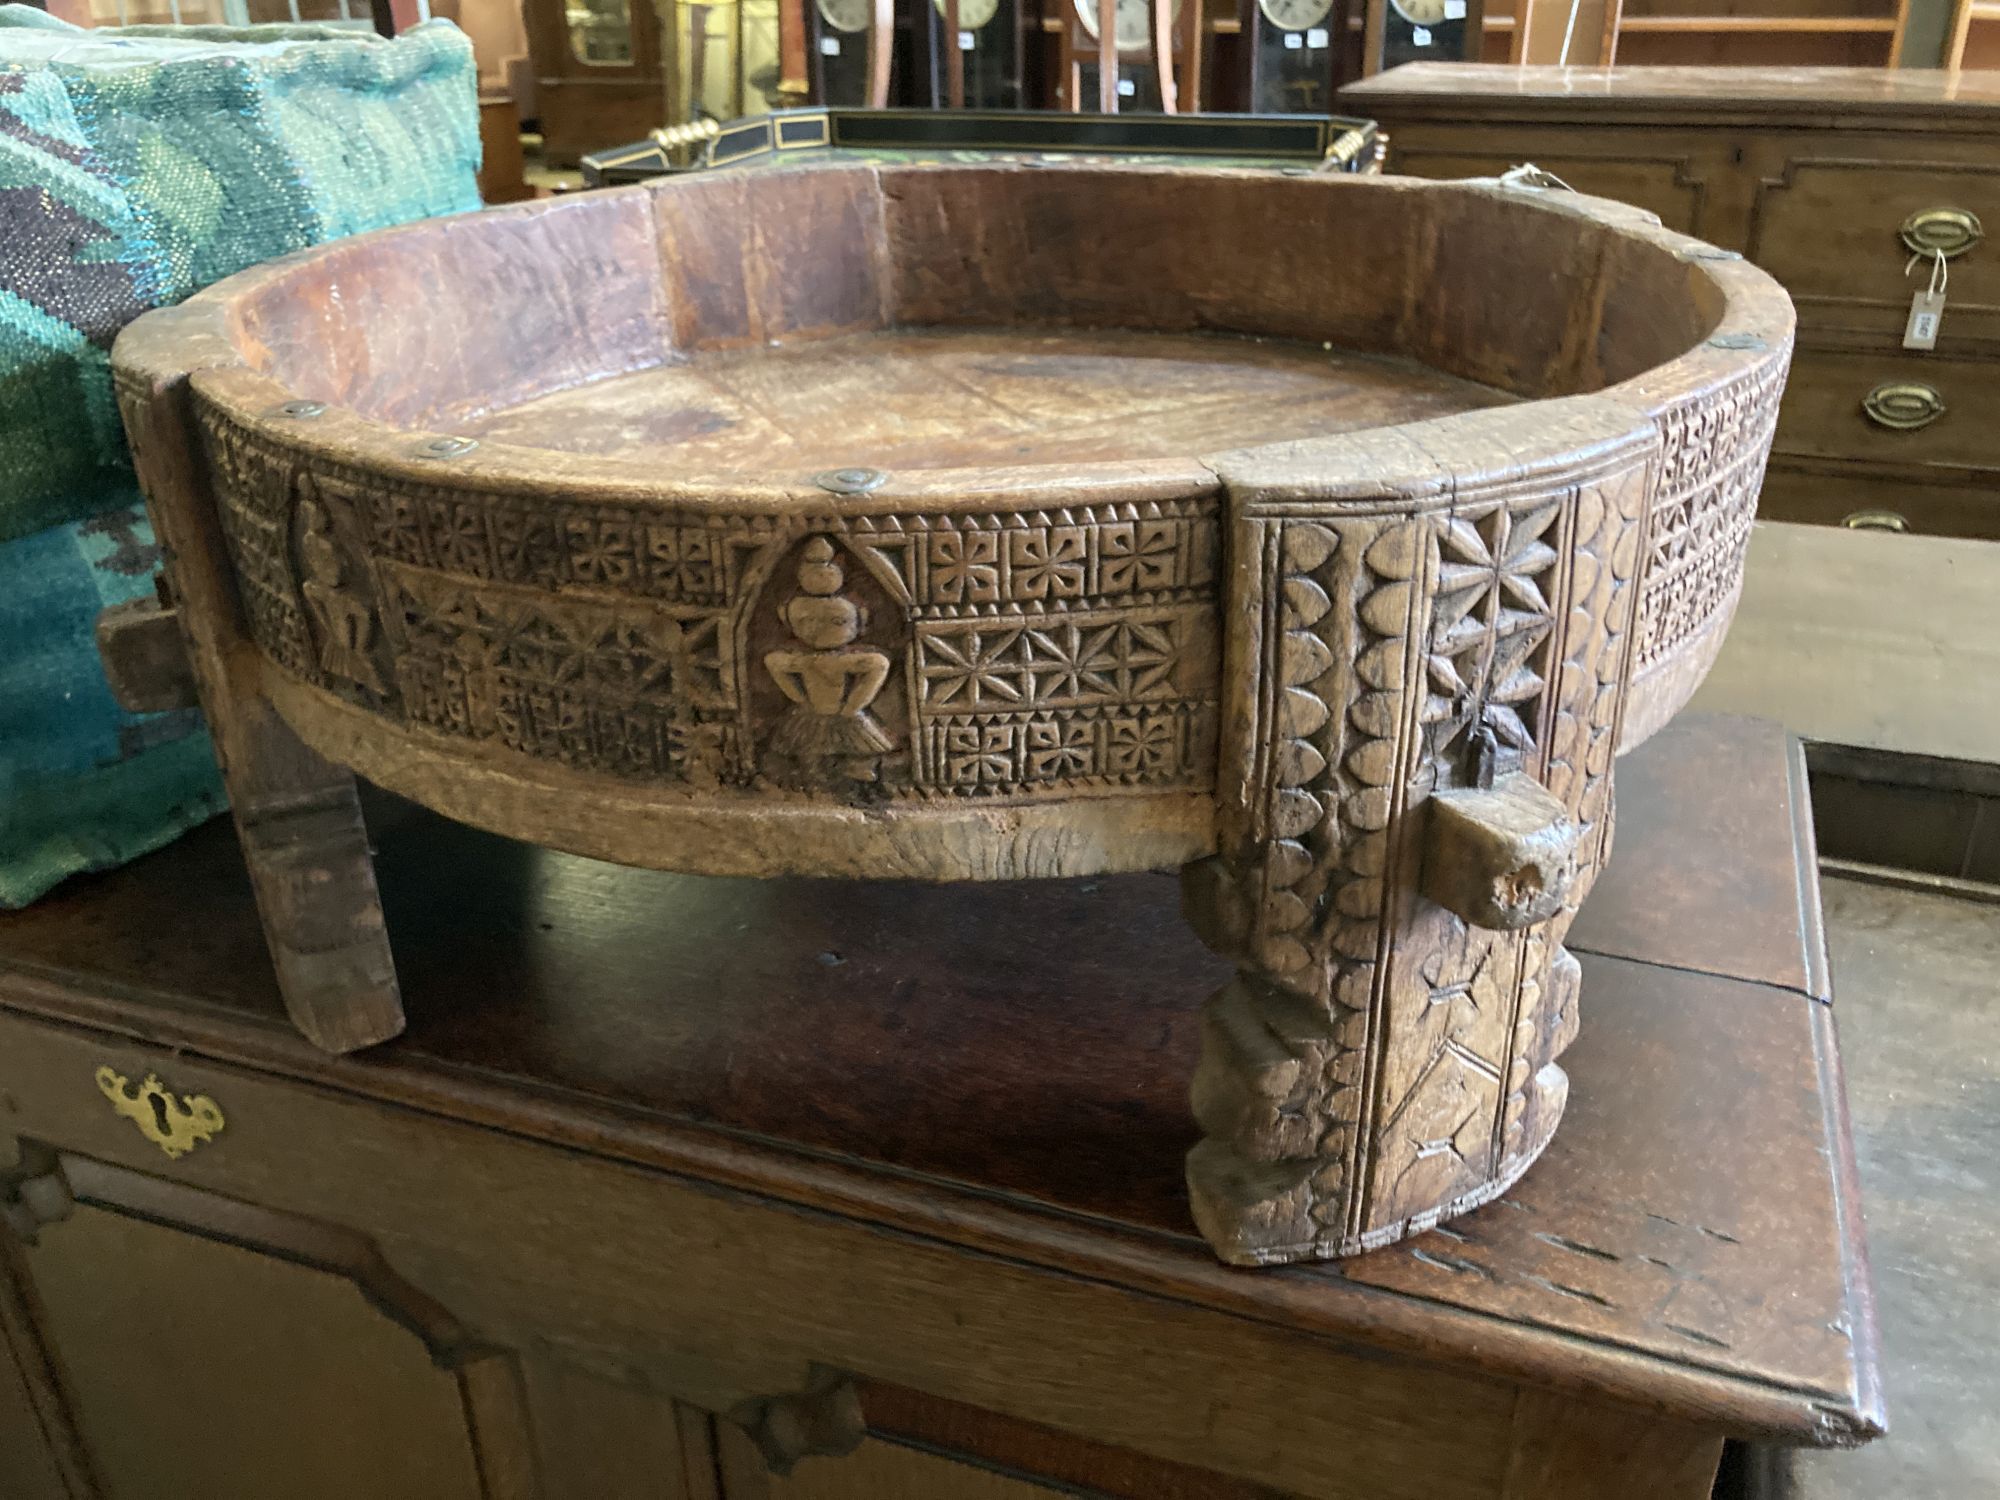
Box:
114 161 1792 1265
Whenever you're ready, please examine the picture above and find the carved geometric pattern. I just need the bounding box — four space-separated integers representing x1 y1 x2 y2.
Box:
1191 441 1655 1263
199 410 1221 802
1421 498 1561 772
1635 352 1787 671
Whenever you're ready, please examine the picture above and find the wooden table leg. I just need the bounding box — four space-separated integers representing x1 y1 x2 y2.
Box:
116 367 404 1054
1184 414 1654 1264
1504 1390 1725 1500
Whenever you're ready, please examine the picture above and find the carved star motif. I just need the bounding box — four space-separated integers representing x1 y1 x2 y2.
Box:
1423 501 1561 771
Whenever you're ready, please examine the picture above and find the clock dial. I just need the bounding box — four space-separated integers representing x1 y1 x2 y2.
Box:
1388 0 1449 21
1073 0 1178 49
1257 0 1332 29
816 0 871 32
933 0 1001 27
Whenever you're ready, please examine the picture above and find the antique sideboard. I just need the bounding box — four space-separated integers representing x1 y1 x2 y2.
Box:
1344 64 2000 540
0 715 1881 1498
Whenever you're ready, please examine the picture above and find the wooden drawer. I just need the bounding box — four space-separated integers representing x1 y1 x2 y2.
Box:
1747 142 2000 349
1773 348 2000 475
1759 458 2000 541
1378 124 1722 238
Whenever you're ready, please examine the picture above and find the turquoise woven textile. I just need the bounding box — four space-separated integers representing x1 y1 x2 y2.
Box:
0 504 227 907
1 8 482 542
0 11 481 905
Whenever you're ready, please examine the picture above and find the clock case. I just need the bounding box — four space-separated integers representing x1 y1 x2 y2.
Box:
1057 0 1201 113
1244 0 1357 113
805 0 1023 108
1362 0 1484 74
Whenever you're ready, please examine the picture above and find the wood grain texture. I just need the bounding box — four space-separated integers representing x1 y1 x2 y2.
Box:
0 717 1881 1458
1346 63 2000 544
108 162 1793 1257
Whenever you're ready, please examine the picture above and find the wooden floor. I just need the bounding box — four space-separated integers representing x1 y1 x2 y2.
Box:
462 328 1514 472
1754 875 2000 1497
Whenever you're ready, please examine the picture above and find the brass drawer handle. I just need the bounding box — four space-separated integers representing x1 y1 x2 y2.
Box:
1841 509 1911 534
1900 207 1983 260
1862 381 1946 431
95 1066 225 1159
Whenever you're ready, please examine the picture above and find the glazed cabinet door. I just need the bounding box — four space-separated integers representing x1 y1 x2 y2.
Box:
0 1147 538 1500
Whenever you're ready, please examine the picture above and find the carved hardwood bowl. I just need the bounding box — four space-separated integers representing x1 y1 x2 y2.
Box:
114 161 1792 1265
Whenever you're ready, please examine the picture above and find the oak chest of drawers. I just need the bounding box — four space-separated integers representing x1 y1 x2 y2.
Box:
0 717 1880 1499
1343 63 2000 539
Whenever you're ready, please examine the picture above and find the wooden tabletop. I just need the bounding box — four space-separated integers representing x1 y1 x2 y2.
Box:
0 713 1882 1446
1344 62 2000 125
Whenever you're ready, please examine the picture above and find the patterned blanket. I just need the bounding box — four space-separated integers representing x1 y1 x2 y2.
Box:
0 8 480 904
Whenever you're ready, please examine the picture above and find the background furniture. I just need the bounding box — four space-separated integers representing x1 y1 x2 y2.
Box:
1945 0 2000 65
0 714 1879 1496
527 0 668 164
1343 64 2000 541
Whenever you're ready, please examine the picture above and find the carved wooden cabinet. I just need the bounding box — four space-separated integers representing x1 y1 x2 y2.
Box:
1344 63 2000 540
0 715 1882 1499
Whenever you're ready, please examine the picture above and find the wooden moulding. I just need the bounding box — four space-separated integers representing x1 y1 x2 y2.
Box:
110 162 1794 1264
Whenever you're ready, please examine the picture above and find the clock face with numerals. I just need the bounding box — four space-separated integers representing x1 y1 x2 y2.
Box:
1257 0 1332 29
1388 0 1448 21
1073 0 1179 49
816 0 871 32
932 0 1001 27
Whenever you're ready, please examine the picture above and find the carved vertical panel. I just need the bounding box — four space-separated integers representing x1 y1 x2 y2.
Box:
1190 429 1656 1264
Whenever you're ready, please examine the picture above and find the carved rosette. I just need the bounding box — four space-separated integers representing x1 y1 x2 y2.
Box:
1187 427 1653 1264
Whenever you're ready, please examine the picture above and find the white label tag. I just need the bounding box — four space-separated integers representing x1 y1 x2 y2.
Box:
1305 24 1328 43
1905 288 1945 351
1283 29 1302 46
1443 0 1467 16
1411 23 1433 43
819 34 840 53
958 28 974 46
1118 76 1136 95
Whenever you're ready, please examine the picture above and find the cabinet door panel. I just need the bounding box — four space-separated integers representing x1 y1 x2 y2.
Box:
0 1304 69 1500
1382 128 1718 237
23 1203 487 1500
719 1428 1066 1500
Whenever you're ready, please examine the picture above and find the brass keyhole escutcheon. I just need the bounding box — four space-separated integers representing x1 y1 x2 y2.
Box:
95 1067 225 1159
1862 381 1946 432
1899 207 1983 260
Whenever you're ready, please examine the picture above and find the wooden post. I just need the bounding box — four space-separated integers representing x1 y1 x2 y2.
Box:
114 357 405 1055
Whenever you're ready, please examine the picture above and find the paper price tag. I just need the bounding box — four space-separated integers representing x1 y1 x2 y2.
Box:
1411 23 1432 43
958 28 974 46
1283 29 1302 45
1305 24 1328 43
819 35 840 53
1905 289 1945 351
1118 76 1136 95
1443 0 1467 16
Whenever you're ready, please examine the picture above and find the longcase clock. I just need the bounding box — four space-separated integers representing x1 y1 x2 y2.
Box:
921 0 1025 108
1245 0 1353 113
809 0 894 104
1058 0 1195 113
1361 0 1481 73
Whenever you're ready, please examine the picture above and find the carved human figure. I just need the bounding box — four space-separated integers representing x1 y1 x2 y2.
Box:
295 478 386 694
763 536 895 785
